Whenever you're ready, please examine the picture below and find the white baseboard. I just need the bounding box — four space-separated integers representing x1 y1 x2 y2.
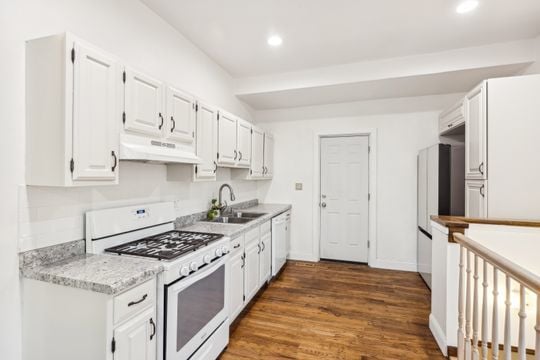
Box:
429 313 448 356
288 252 318 262
369 258 417 272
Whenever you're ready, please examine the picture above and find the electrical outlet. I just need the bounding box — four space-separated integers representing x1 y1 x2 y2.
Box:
295 183 303 191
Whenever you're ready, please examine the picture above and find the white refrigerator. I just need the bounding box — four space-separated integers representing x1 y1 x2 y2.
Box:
417 144 465 289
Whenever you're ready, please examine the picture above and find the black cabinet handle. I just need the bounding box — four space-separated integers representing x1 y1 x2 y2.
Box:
149 318 156 340
257 244 261 254
127 294 147 307
261 242 265 251
238 151 242 161
158 113 164 130
170 116 175 132
478 162 484 175
480 185 485 197
234 150 238 160
233 244 240 249
214 161 217 173
111 151 118 172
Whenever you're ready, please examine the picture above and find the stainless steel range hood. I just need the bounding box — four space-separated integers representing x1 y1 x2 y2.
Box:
119 133 202 164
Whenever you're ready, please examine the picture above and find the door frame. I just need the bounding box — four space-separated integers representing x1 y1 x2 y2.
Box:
313 130 377 266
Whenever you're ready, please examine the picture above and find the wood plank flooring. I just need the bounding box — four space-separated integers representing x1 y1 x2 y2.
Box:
220 260 445 360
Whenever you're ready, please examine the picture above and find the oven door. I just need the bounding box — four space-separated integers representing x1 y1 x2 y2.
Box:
165 256 228 360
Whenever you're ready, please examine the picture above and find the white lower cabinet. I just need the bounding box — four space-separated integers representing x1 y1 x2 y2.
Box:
465 180 487 218
259 229 271 286
114 306 156 360
227 221 273 323
243 228 261 304
228 236 245 322
22 277 157 360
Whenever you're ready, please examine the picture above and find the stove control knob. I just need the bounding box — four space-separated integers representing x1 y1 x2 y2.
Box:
203 255 212 264
221 245 229 254
189 262 198 272
180 266 190 276
215 248 223 257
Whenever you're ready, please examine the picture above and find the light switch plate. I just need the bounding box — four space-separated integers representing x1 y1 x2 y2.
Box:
295 183 303 191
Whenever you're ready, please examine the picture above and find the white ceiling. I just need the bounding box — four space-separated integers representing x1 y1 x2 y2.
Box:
142 0 540 78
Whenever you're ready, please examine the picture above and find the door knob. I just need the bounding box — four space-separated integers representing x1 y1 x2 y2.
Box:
321 202 327 208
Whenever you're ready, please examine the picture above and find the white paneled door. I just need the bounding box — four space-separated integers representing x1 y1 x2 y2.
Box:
320 136 369 263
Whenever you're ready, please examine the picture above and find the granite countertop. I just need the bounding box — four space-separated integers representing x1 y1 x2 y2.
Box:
21 254 164 295
181 203 291 238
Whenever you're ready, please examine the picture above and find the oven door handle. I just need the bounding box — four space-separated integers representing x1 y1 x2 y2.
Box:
167 255 227 293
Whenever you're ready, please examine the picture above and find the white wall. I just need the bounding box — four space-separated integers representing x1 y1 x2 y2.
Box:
256 98 443 269
0 1 254 358
521 35 540 74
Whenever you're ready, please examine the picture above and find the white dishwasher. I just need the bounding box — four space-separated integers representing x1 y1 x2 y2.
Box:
271 210 290 276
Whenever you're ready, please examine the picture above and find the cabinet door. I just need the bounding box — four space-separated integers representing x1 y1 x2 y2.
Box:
124 68 164 137
250 127 264 178
194 101 217 181
465 83 487 179
259 231 271 286
72 42 120 182
465 180 487 218
217 111 237 166
244 238 260 303
236 119 252 167
263 133 274 178
228 250 245 322
165 86 195 147
114 307 156 360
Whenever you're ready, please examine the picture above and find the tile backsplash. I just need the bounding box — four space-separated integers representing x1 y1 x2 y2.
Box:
18 162 258 252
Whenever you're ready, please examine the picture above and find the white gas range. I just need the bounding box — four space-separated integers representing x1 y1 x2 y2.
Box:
86 202 230 360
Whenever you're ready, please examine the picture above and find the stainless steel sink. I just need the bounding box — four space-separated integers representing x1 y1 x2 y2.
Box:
203 211 267 224
204 216 253 224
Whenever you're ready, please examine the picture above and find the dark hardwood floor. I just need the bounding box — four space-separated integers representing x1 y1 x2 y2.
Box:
220 260 445 360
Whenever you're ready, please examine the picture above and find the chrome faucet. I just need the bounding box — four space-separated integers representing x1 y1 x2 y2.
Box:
218 184 236 214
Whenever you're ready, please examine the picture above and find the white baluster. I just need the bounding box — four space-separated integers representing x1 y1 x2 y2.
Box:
473 255 480 360
518 285 526 360
466 250 472 360
458 245 466 360
504 275 512 360
481 260 488 360
534 294 540 360
492 268 499 360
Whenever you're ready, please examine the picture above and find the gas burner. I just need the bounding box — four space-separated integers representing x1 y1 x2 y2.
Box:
104 230 224 260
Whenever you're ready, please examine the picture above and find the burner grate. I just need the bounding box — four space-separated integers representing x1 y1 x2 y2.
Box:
104 230 223 260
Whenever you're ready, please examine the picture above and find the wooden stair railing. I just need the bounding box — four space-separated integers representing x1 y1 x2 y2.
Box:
454 233 540 360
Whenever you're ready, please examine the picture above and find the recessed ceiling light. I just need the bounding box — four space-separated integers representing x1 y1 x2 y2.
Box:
267 35 283 47
456 0 479 14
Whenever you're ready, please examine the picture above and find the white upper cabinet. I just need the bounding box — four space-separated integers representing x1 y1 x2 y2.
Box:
236 119 252 167
465 82 487 180
26 33 121 186
165 86 196 147
194 101 218 181
72 42 120 182
250 127 265 179
217 111 238 166
439 99 465 135
263 133 274 178
124 68 164 138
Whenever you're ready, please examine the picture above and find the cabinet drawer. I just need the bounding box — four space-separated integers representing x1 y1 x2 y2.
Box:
114 278 156 325
260 220 271 235
230 234 244 255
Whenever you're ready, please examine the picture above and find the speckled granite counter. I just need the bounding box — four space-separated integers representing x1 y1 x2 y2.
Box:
180 203 291 238
21 254 164 295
